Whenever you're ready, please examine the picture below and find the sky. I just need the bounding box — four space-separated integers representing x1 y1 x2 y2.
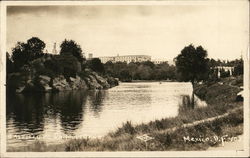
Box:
7 1 248 60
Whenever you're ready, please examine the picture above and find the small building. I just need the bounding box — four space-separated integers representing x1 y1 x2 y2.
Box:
216 66 234 78
88 53 93 60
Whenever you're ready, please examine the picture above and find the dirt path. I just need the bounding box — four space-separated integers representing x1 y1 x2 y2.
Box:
151 106 243 135
147 106 243 151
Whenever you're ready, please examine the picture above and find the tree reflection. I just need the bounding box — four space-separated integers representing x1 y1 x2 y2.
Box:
6 89 89 136
55 90 88 134
88 90 106 116
6 92 45 134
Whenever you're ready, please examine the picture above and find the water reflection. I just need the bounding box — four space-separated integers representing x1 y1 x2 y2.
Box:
7 89 91 135
7 82 206 148
7 93 45 134
88 90 105 116
55 91 87 134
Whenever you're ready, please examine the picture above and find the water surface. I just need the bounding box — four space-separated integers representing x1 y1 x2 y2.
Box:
6 82 205 148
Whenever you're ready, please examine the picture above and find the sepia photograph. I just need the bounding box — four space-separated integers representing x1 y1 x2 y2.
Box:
0 0 249 157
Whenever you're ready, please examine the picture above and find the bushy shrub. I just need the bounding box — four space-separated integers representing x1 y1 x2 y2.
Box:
36 67 55 78
44 58 63 75
53 55 81 79
87 58 104 74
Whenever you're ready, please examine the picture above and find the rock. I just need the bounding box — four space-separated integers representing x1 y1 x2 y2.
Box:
92 73 110 89
39 75 51 81
52 75 71 91
36 75 52 92
43 85 52 92
8 66 119 93
69 77 76 82
78 70 105 90
86 75 103 90
107 76 119 88
23 80 35 92
69 75 88 90
16 86 25 93
7 72 31 93
218 82 223 85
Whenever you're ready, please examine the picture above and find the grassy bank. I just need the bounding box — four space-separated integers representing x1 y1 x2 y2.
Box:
8 77 243 151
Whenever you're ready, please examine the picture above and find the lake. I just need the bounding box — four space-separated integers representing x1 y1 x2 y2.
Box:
6 82 206 148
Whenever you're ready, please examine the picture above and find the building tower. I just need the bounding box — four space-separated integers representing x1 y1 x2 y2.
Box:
52 42 58 54
88 53 93 59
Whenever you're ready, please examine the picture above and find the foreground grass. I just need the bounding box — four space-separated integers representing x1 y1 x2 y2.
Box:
8 77 243 151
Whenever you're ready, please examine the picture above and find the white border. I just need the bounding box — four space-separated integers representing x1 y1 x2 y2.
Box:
0 1 7 157
0 0 249 157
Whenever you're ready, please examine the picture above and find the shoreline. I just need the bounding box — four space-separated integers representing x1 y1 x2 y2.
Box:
121 80 177 83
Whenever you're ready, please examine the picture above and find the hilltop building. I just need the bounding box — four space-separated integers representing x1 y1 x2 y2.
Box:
89 53 174 65
98 55 151 63
151 58 175 65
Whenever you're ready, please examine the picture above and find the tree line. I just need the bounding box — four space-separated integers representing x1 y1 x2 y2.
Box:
7 37 243 83
7 37 88 81
103 61 176 81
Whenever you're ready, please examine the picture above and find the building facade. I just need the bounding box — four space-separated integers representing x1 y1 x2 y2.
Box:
216 66 234 78
151 59 175 65
98 55 151 63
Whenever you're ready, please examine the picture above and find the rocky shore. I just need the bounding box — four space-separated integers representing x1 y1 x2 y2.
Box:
7 69 119 93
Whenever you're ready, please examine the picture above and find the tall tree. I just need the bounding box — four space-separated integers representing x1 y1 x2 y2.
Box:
26 37 45 55
60 39 84 63
233 58 243 76
12 37 45 71
175 44 209 108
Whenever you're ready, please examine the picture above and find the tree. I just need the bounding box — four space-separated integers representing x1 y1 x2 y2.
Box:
220 68 230 78
60 39 84 63
233 58 243 76
137 65 152 80
175 44 209 108
12 37 45 71
54 55 81 79
26 37 45 55
128 62 138 80
119 69 132 82
142 61 155 69
88 58 104 74
104 61 114 75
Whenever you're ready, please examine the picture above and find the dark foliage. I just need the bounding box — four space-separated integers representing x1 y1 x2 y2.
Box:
52 55 81 79
60 39 84 63
87 58 105 74
175 44 209 83
175 44 209 107
233 58 243 76
6 52 14 73
103 61 176 81
11 37 45 71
